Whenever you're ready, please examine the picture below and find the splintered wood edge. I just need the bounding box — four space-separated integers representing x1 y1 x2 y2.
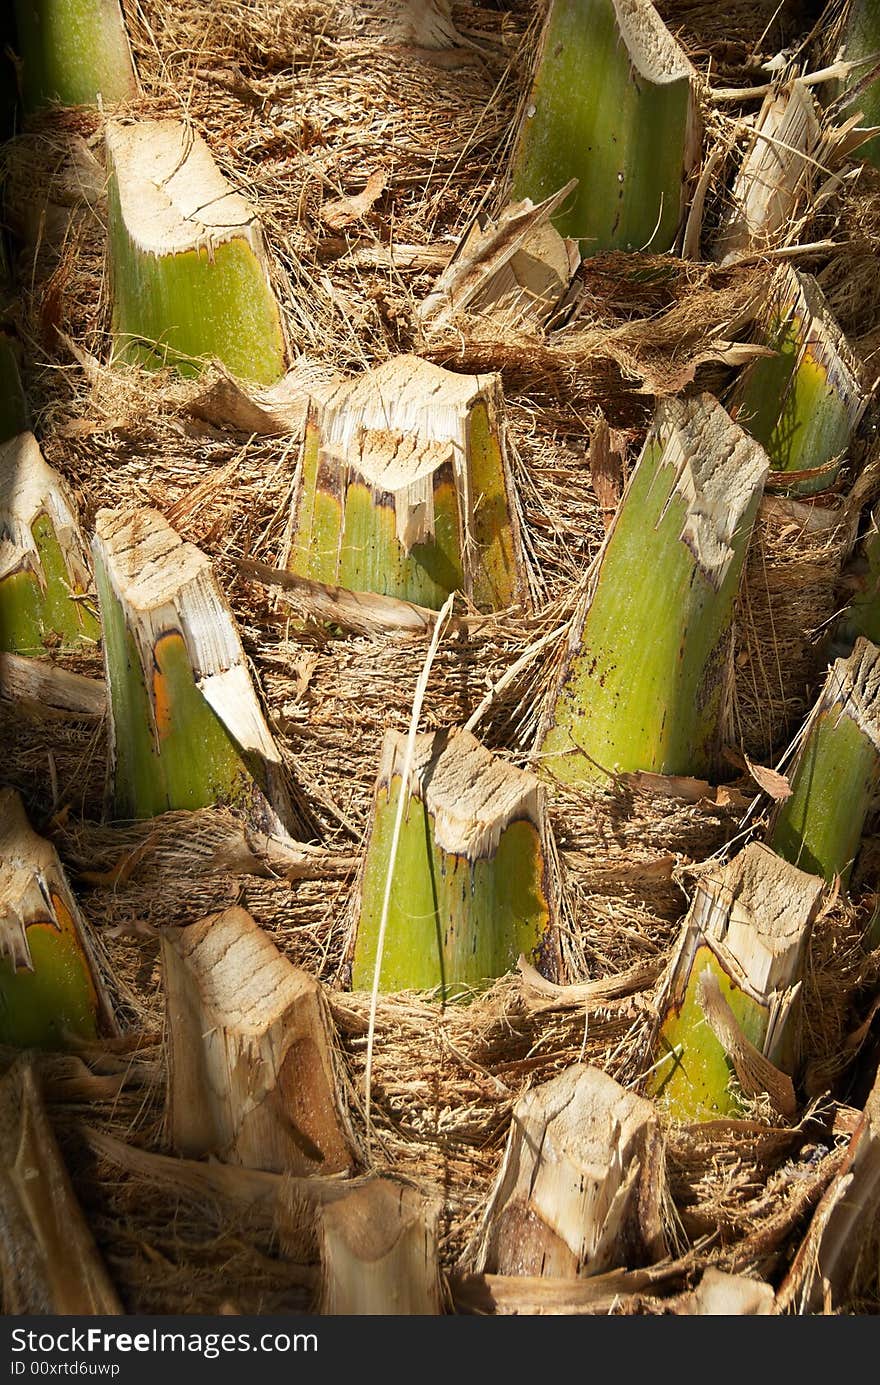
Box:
162 905 356 1170
0 1061 122 1314
0 652 106 716
474 1062 660 1275
690 841 825 995
611 0 697 84
93 506 281 763
717 81 821 261
105 119 264 259
377 726 545 859
162 904 328 1034
0 787 117 1031
0 432 92 587
316 353 500 456
417 182 580 329
318 1177 443 1315
767 265 866 418
818 636 880 753
648 393 770 591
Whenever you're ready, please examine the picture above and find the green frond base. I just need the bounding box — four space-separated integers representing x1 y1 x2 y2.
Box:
109 203 287 387
352 777 550 1000
646 945 768 1122
511 0 692 253
14 0 136 110
96 559 266 818
0 514 100 656
0 893 99 1048
770 709 879 885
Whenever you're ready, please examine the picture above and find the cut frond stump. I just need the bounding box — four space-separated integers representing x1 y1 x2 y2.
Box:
0 431 99 657
0 338 28 444
727 267 866 497
418 185 580 337
162 906 355 1175
0 1059 121 1313
0 787 115 1048
509 0 700 253
539 394 768 785
778 1062 880 1313
105 120 289 384
835 501 880 652
837 0 880 170
318 1178 442 1315
647 843 824 1121
714 80 824 264
769 637 880 885
352 728 558 998
14 0 137 111
473 1064 666 1277
287 355 526 612
92 506 292 829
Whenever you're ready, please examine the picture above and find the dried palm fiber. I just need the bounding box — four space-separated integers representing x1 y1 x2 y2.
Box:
0 1057 122 1313
0 338 28 444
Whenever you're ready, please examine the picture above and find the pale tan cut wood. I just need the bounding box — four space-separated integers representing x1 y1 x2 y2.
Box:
93 506 294 829
647 843 825 1121
189 357 338 437
418 184 580 336
473 1063 665 1277
163 906 356 1176
676 1268 774 1315
318 1177 443 1315
389 0 463 48
714 80 855 264
0 651 106 716
0 1060 121 1314
0 787 117 1048
778 1064 880 1314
